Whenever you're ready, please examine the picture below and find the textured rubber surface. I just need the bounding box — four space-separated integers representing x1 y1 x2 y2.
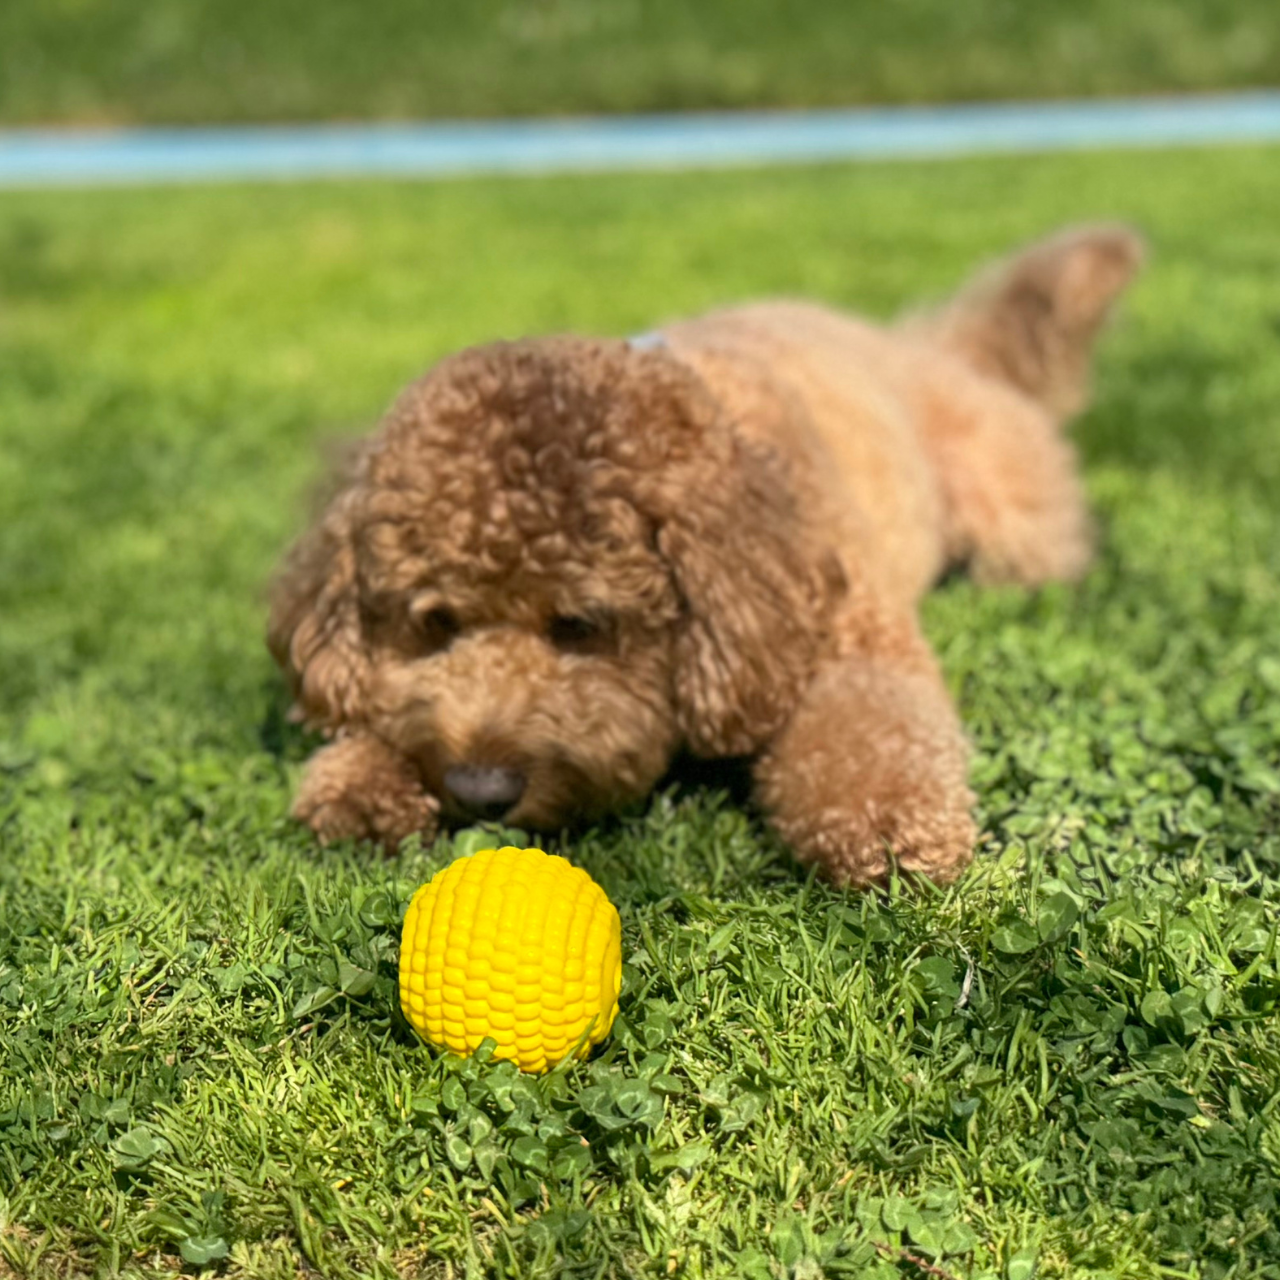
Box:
399 847 622 1074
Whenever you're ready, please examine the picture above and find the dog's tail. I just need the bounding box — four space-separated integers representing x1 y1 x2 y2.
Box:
903 224 1145 422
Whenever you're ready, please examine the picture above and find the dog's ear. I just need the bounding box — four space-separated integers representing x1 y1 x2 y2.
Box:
607 343 843 757
654 432 842 758
267 484 370 731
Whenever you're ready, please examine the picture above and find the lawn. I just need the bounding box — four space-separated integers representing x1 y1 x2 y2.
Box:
2 147 1280 1279
1 0 1279 127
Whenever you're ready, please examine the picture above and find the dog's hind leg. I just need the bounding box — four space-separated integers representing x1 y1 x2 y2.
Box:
901 225 1145 587
910 372 1097 586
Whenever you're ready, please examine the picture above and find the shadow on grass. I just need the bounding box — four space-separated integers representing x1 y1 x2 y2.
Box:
257 674 310 762
1080 337 1279 494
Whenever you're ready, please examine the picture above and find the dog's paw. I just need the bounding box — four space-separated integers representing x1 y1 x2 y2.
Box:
753 652 978 889
783 797 976 888
294 794 370 844
295 790 439 850
292 736 439 851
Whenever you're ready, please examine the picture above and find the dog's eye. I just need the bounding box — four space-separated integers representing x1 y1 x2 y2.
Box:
548 614 613 656
415 606 460 654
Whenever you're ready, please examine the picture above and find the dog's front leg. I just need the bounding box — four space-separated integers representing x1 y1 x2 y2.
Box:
291 732 439 851
753 634 975 888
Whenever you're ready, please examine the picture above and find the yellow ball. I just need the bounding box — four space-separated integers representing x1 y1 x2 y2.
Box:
398 846 622 1074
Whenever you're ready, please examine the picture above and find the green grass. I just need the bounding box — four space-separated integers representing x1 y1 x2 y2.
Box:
1 0 1279 127
3 147 1280 1279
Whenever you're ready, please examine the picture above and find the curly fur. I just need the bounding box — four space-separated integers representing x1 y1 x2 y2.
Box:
269 225 1143 885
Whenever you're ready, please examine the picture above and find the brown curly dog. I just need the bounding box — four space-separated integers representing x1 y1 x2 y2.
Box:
268 225 1143 886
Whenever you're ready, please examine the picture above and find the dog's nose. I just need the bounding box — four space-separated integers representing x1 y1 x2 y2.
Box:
443 765 526 820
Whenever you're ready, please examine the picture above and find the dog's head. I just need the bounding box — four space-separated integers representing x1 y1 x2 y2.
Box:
269 338 839 832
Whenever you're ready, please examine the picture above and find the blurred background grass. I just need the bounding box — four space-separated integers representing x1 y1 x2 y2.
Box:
1 0 1278 127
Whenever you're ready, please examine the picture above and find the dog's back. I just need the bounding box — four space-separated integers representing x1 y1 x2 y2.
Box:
660 226 1145 603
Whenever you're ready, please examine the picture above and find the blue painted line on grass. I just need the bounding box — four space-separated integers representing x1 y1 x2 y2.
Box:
3 92 1280 187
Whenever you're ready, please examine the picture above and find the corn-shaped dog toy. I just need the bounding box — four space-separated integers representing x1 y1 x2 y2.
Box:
399 846 622 1074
